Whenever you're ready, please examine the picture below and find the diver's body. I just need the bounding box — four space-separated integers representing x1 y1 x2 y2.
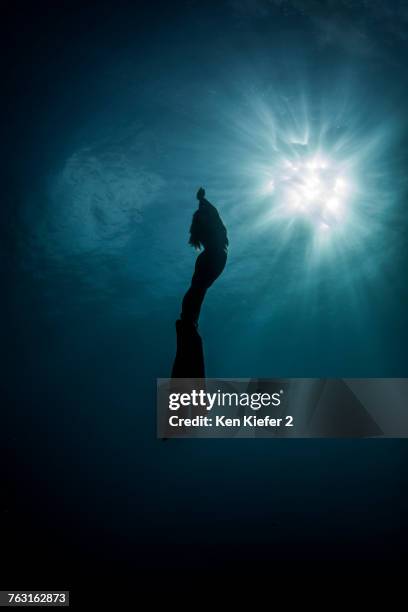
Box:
180 187 228 326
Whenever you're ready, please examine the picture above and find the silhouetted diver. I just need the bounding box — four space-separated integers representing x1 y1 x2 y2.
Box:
171 188 228 379
180 187 228 326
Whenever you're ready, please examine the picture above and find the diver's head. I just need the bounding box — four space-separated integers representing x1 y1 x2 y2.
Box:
196 187 205 201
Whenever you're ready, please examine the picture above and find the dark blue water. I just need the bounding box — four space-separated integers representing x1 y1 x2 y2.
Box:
2 1 407 579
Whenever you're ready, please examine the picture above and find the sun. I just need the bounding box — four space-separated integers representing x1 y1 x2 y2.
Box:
264 154 353 234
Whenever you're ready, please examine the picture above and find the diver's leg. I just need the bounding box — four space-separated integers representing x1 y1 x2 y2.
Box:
204 250 227 288
180 285 207 325
180 250 227 325
180 252 208 325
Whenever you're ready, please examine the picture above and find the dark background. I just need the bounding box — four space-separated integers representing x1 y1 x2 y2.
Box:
1 0 407 592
